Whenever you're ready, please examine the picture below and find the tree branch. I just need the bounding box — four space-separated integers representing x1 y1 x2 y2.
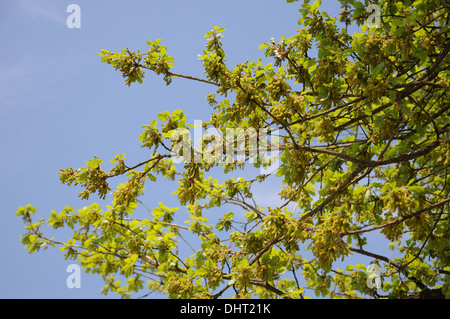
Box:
167 71 220 86
300 165 366 220
344 197 450 236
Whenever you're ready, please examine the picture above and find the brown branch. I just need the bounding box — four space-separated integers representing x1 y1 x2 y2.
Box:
234 74 301 151
107 154 172 178
281 143 368 166
344 197 450 236
250 280 290 298
335 99 393 132
336 41 450 132
368 140 441 167
167 71 220 86
300 165 366 221
289 97 366 126
249 237 283 267
349 247 402 269
349 247 432 292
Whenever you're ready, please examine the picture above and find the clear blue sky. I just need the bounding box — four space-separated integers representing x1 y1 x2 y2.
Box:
2 0 391 299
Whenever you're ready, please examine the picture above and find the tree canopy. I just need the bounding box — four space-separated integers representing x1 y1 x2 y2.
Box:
17 0 449 299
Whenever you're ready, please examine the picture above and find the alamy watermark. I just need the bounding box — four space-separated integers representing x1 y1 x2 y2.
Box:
366 4 381 28
366 264 382 289
169 120 280 173
66 264 81 288
66 4 81 29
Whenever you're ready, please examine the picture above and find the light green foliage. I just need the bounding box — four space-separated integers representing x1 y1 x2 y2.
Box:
17 0 449 299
